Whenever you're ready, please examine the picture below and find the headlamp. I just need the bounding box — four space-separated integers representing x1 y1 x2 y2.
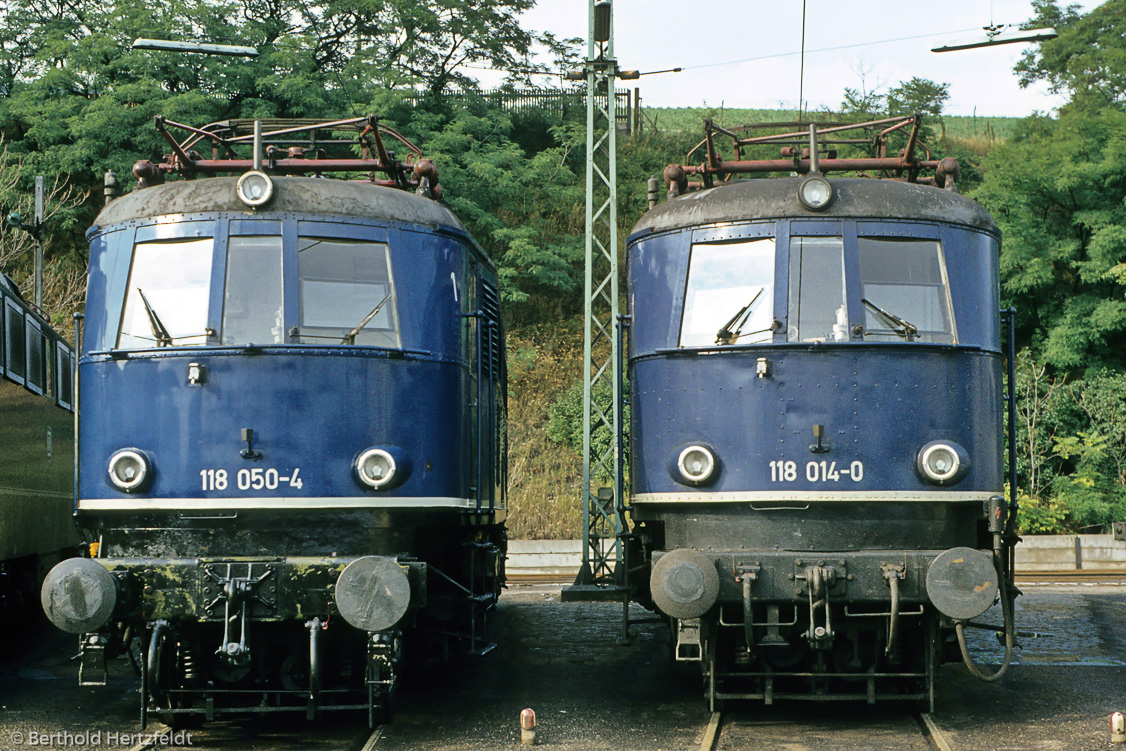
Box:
236 170 274 208
917 441 969 485
107 449 151 492
355 448 397 490
675 445 717 486
798 174 834 211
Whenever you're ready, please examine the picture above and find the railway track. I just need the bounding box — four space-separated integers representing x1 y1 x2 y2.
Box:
1014 570 1126 583
699 709 955 751
507 571 1126 586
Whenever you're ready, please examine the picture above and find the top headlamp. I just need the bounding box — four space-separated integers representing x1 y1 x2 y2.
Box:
798 174 834 211
236 171 274 208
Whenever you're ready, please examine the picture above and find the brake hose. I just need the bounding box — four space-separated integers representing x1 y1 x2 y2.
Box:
955 554 1014 682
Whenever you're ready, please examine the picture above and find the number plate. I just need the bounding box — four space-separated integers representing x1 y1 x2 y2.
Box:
200 467 304 491
768 460 864 483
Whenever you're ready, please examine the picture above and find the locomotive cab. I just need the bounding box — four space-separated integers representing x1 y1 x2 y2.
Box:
627 118 1016 710
41 117 507 726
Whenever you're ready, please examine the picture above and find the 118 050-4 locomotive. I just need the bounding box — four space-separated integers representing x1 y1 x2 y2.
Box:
627 116 1018 710
40 115 506 726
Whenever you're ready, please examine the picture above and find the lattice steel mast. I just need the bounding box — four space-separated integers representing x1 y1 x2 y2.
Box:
574 0 624 588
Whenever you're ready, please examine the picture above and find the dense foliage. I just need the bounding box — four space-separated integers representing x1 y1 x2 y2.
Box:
974 0 1126 532
0 0 574 323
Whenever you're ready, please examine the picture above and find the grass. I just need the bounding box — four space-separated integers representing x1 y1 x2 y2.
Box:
504 319 586 540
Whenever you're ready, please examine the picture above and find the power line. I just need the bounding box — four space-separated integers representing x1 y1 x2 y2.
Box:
683 27 982 71
798 0 807 119
458 4 1119 78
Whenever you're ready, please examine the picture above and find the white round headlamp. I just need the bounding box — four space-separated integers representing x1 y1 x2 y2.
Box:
356 448 397 490
107 449 150 492
917 441 969 485
677 445 717 485
798 174 834 211
236 170 274 208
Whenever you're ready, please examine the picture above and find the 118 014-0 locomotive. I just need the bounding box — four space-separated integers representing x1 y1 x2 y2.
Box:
626 116 1018 710
39 115 507 726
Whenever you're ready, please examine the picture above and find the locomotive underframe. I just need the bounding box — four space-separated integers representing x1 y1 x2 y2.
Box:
656 545 950 711
690 603 940 711
73 511 505 726
633 497 999 710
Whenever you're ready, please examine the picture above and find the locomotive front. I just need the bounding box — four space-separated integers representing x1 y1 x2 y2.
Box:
40 117 506 725
628 119 1016 709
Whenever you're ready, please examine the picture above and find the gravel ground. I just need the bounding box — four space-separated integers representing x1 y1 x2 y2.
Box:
0 583 1121 750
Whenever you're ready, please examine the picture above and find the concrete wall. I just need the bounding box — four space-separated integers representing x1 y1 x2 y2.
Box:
508 536 1126 576
506 540 582 577
1015 534 1126 572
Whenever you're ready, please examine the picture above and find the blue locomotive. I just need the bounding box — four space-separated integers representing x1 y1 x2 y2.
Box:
0 273 77 622
628 117 1016 709
40 116 506 725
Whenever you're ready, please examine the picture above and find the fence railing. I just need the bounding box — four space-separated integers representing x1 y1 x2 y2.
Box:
404 87 639 133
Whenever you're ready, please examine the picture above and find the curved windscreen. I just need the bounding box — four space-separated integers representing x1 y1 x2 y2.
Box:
680 238 775 347
858 238 955 344
297 238 400 347
117 238 214 350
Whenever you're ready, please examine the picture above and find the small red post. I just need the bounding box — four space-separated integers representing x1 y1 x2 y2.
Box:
520 708 536 746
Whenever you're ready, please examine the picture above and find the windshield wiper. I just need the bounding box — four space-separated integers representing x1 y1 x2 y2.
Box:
137 288 173 348
716 287 766 345
342 292 393 345
861 298 918 342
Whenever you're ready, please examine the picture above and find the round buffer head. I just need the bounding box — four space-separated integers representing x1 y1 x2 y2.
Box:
40 558 117 634
650 548 720 620
334 556 412 632
926 546 999 621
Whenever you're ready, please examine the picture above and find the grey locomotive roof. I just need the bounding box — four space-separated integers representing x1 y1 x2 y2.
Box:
632 177 997 236
94 176 469 233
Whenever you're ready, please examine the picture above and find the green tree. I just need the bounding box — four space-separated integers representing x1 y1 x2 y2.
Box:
985 0 1126 533
370 97 585 321
885 77 950 118
840 87 883 117
1012 349 1068 498
1016 0 1126 110
1067 370 1126 486
838 76 951 153
0 141 88 326
973 105 1126 371
0 0 567 193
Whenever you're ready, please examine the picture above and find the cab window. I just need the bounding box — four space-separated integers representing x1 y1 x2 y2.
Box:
858 238 955 343
297 238 399 347
680 238 775 347
222 236 284 345
117 238 214 349
787 236 847 343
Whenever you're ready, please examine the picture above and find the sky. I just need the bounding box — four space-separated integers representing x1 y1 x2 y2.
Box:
491 0 1104 117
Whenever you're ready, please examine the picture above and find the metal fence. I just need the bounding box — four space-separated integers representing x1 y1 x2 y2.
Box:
404 87 638 133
